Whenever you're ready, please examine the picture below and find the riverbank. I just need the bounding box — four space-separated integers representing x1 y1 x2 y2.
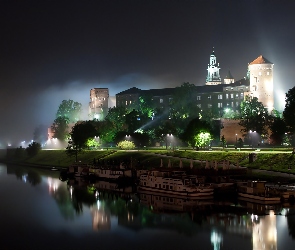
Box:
1 148 295 182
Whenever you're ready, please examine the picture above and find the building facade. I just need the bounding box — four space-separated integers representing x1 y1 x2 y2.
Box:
89 88 109 121
248 55 274 111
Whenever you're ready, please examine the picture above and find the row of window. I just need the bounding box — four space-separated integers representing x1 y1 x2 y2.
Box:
197 102 240 109
198 93 244 101
91 97 106 102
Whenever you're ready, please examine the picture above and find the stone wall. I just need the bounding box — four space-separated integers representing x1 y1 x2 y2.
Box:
220 118 244 145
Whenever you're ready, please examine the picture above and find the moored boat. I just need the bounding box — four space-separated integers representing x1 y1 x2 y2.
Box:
89 163 134 183
138 169 214 199
237 180 281 204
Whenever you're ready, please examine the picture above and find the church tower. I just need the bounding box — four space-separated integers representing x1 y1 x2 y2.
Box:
248 55 274 111
206 48 221 85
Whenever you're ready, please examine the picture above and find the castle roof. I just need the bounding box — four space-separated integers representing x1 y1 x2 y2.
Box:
224 70 234 79
249 55 273 65
116 87 141 95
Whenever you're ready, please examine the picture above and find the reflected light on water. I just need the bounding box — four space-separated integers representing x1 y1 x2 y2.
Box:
47 177 59 193
211 230 223 250
22 174 27 183
252 210 277 250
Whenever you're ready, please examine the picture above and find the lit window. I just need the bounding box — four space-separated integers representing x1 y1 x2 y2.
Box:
197 96 201 100
259 72 262 76
197 104 201 108
160 98 163 103
231 102 234 107
208 95 211 99
130 100 132 104
236 102 239 107
267 72 270 75
230 94 234 99
218 103 223 108
218 94 222 99
125 101 128 105
208 104 212 108
226 94 229 99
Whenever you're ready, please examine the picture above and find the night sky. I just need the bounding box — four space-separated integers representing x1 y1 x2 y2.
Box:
0 0 294 146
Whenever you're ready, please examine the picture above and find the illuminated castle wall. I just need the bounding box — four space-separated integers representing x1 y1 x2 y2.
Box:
89 88 109 121
248 55 274 111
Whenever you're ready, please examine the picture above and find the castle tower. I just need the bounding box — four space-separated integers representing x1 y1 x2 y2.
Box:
223 70 234 84
206 48 221 85
248 55 274 111
89 88 109 120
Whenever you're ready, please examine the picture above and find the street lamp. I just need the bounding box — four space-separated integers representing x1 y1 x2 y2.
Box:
249 130 256 149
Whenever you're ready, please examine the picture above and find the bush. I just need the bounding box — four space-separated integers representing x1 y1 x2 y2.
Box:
117 140 136 150
26 142 42 157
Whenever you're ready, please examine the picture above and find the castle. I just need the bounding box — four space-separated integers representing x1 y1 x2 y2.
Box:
88 50 274 143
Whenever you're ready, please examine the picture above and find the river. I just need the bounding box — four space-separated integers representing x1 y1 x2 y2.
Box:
1 163 295 250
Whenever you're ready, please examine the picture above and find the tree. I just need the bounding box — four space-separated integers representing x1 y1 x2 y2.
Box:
51 116 70 141
169 82 201 134
221 135 226 149
284 86 295 133
56 99 82 123
181 117 212 149
239 95 269 136
139 93 156 118
125 109 149 133
269 117 287 145
195 132 212 149
66 121 97 161
26 142 41 157
105 106 128 132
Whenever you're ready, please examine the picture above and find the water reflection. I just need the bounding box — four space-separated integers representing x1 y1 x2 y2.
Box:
1 163 295 250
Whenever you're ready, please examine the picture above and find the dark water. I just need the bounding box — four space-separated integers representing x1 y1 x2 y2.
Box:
1 163 295 250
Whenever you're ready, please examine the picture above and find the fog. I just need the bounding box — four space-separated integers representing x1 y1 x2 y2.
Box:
0 73 183 148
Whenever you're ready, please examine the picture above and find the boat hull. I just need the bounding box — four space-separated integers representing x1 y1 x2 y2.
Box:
138 186 214 199
238 193 281 204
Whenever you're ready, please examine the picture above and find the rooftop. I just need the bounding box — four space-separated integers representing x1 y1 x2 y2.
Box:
249 55 273 65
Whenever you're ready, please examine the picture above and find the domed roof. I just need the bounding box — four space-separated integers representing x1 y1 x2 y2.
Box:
249 55 273 65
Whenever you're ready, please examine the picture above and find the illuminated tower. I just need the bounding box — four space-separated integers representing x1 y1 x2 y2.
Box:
248 55 274 111
206 48 221 85
89 88 109 120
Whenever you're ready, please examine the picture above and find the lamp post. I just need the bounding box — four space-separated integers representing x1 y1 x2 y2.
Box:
249 130 256 149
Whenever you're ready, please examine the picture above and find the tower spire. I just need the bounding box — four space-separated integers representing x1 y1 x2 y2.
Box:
206 47 221 85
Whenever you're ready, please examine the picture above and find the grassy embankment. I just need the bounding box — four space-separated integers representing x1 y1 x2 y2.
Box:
1 148 295 174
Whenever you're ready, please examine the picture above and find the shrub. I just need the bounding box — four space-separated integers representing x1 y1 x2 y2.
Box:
26 142 42 157
117 140 136 150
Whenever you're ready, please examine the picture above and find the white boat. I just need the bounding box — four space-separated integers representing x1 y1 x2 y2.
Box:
237 180 281 204
89 163 133 181
138 170 214 199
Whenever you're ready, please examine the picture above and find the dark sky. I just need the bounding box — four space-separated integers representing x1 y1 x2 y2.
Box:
0 0 294 146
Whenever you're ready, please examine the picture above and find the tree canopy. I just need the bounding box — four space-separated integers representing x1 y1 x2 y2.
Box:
66 121 97 161
181 117 212 149
56 99 82 123
51 116 70 141
283 86 295 133
239 95 269 136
